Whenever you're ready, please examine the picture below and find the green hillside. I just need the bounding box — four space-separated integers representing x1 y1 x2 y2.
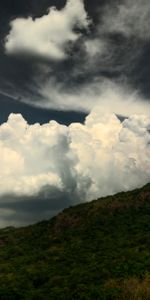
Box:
0 183 150 300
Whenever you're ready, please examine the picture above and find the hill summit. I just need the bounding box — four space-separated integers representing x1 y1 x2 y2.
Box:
0 183 150 300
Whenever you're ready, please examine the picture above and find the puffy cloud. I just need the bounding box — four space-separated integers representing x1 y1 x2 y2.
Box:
0 109 149 227
5 0 90 60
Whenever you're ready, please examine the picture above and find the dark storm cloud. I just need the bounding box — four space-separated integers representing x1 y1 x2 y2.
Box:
0 186 73 227
132 42 150 98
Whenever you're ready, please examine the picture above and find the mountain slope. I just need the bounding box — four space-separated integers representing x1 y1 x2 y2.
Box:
0 183 150 300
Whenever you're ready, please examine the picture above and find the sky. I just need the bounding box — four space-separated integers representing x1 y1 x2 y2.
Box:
0 0 150 227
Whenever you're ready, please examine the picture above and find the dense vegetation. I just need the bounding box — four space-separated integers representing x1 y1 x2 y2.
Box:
0 183 150 300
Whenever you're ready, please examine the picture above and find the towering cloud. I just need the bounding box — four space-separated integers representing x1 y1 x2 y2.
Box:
0 108 149 227
1 0 150 228
5 0 89 60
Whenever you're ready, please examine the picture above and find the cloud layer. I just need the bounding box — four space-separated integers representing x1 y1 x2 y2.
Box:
39 80 150 115
0 108 149 227
3 0 150 115
5 0 89 60
101 0 150 40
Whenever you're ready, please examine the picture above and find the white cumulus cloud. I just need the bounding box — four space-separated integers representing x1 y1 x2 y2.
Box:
5 0 90 60
0 109 149 206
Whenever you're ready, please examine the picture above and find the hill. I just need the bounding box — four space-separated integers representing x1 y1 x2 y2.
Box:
0 183 150 300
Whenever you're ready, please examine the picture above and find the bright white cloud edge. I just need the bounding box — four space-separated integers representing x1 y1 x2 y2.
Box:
0 108 149 201
5 0 89 60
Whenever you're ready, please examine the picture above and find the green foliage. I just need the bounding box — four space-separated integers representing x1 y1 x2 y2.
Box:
0 183 150 299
